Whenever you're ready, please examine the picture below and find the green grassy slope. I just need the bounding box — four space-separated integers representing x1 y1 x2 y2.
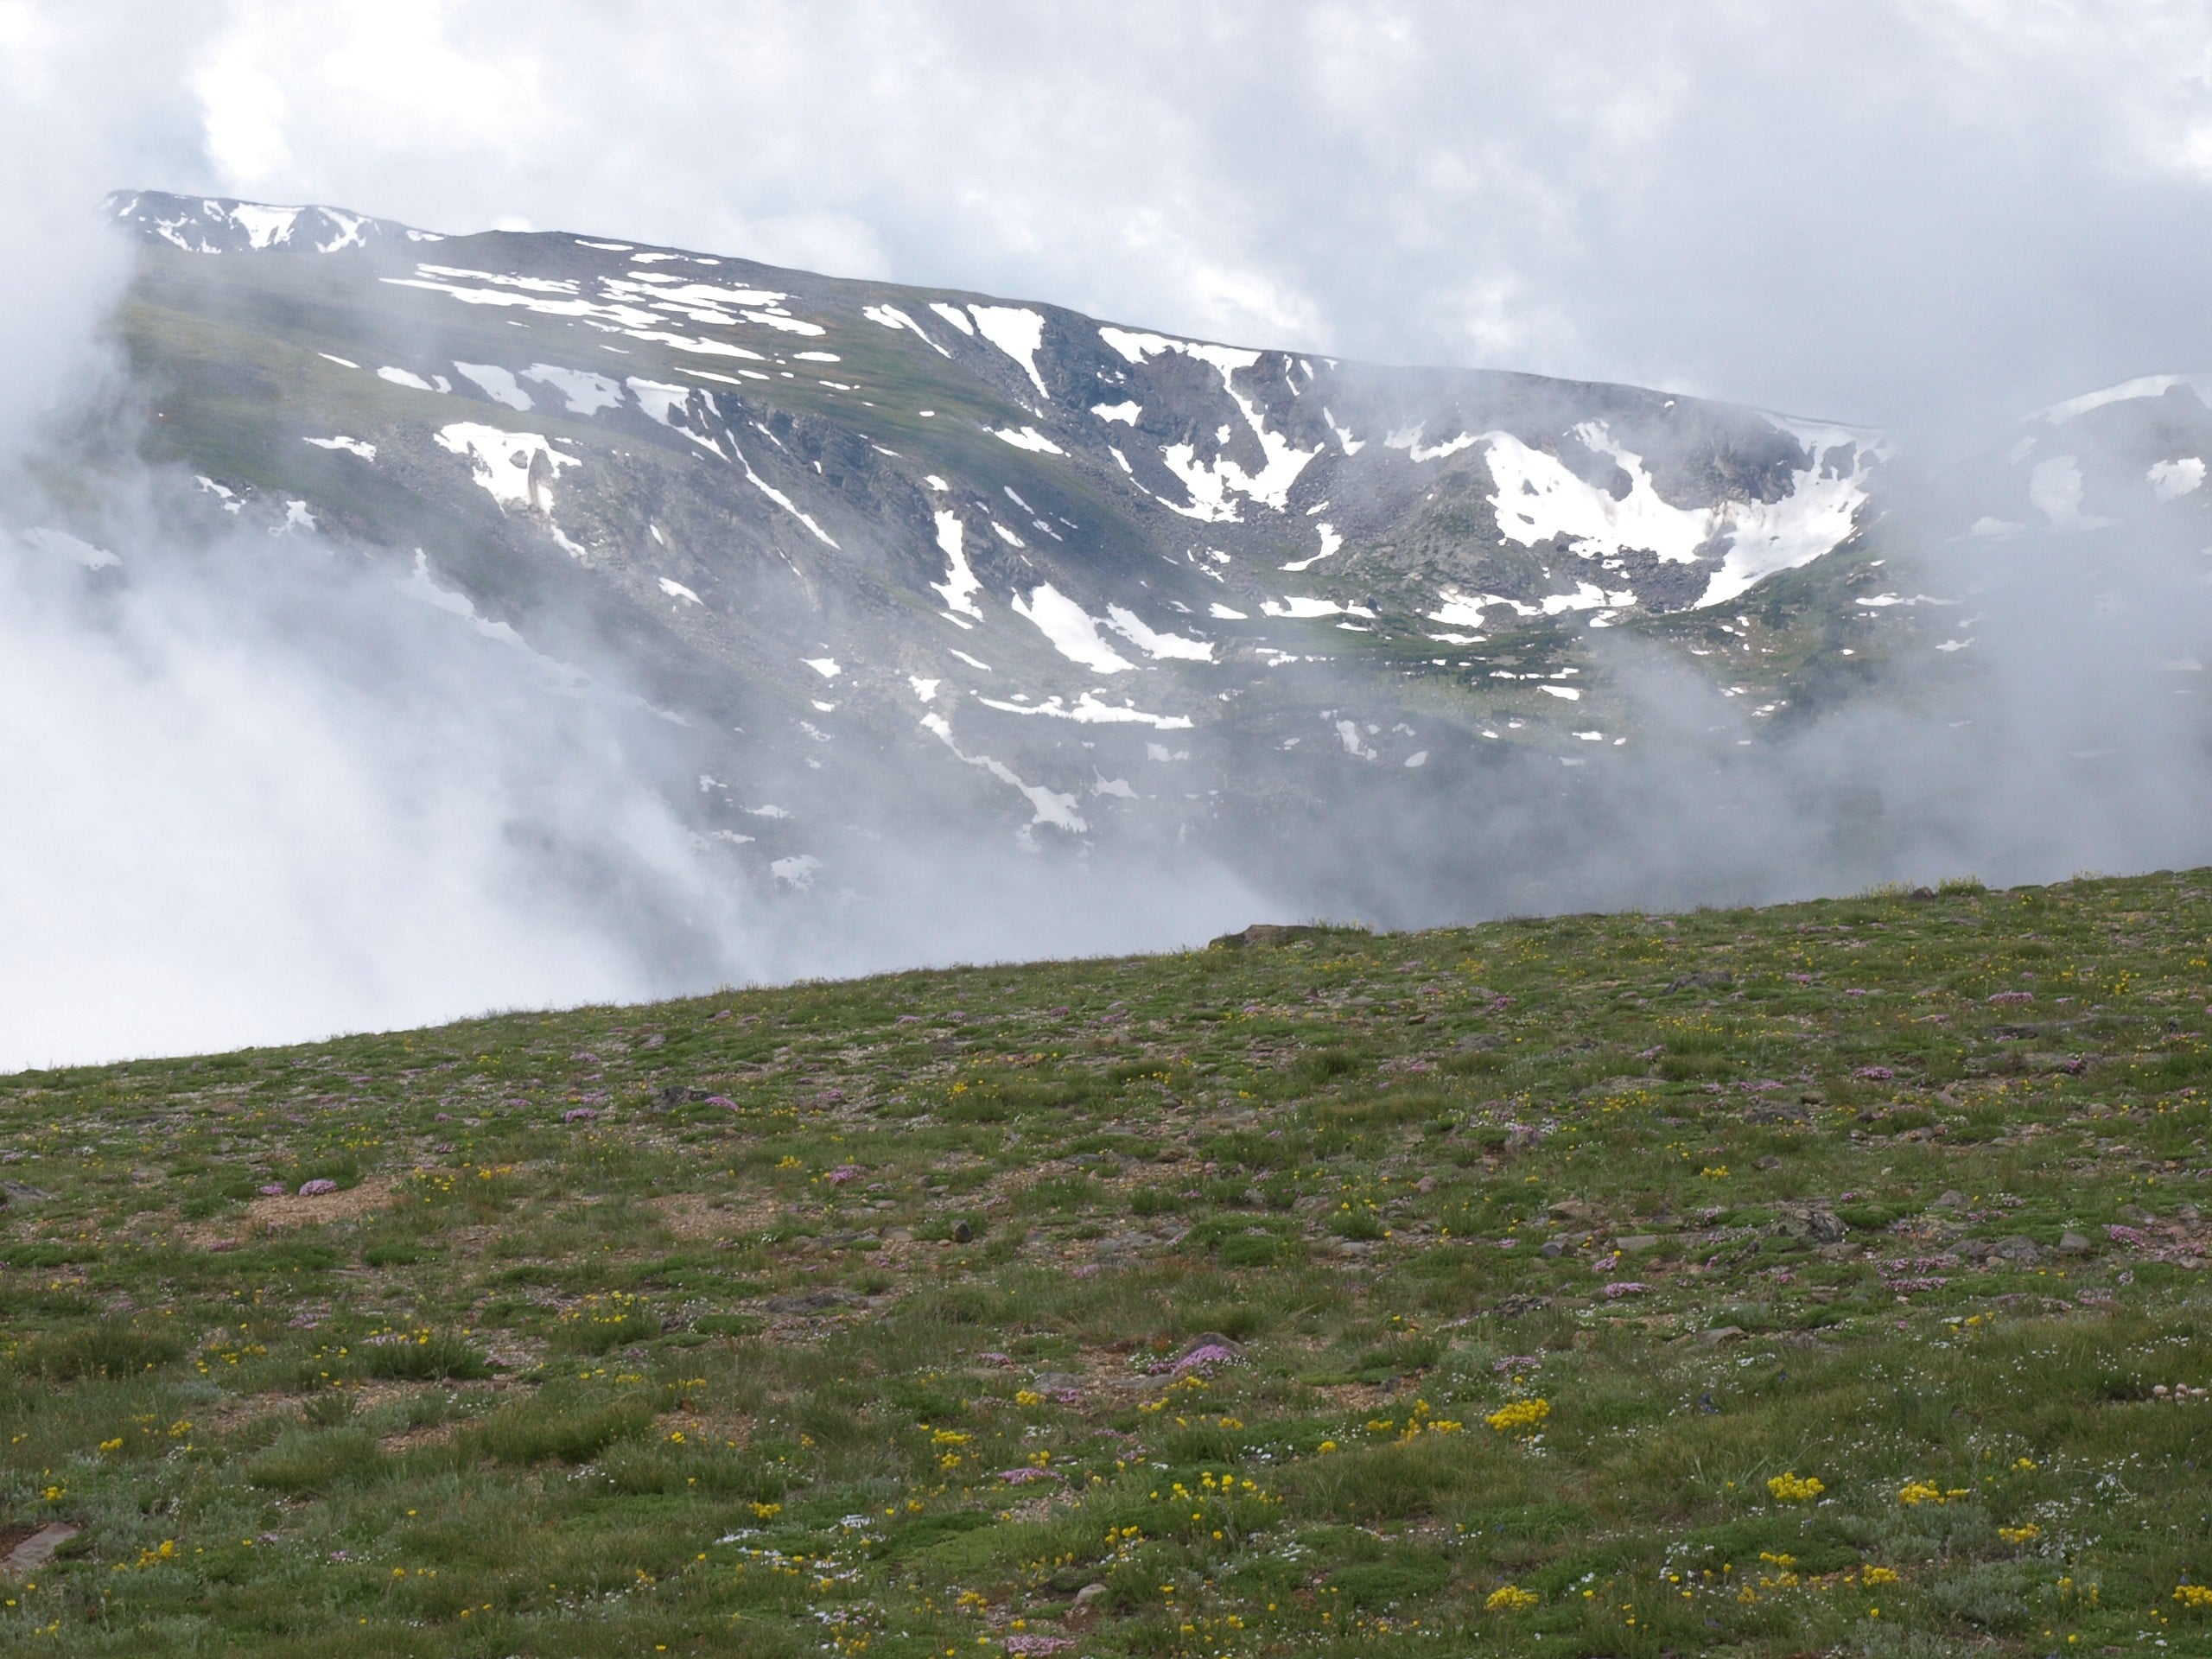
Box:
3 873 2212 1656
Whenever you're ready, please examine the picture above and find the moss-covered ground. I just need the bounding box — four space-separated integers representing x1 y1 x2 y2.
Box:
4 872 2212 1655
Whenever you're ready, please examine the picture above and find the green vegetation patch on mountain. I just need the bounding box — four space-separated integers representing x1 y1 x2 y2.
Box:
3 872 2212 1656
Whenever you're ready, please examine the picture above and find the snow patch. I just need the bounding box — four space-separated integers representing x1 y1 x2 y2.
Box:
2043 373 2209 424
1092 401 1141 424
225 201 301 249
626 378 727 456
861 302 951 356
21 527 119 569
990 425 1065 455
932 512 983 619
522 363 624 414
1281 522 1343 573
433 423 577 512
1103 605 1214 661
1461 420 1872 608
968 305 1050 398
1101 327 1319 521
1696 426 1878 607
741 310 824 336
730 442 840 546
2150 457 2207 500
454 362 532 410
194 476 243 513
398 551 534 653
977 692 1192 729
377 365 436 391
623 330 766 360
1262 595 1369 620
2029 454 2116 531
920 713 1086 836
803 657 842 679
928 302 976 335
1383 425 1479 463
659 578 702 606
1012 584 1135 673
1484 425 1711 562
303 435 376 461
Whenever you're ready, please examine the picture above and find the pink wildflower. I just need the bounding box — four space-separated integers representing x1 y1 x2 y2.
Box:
1166 1343 1236 1376
297 1179 338 1197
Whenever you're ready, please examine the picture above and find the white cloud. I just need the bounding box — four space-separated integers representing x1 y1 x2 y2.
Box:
123 2 2212 435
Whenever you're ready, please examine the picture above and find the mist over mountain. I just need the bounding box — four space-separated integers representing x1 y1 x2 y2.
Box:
2 188 2208 1067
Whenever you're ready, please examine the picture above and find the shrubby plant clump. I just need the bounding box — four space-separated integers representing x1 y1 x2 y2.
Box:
2 871 2211 1655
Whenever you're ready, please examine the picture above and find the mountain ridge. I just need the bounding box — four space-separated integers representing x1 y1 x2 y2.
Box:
92 188 1904 891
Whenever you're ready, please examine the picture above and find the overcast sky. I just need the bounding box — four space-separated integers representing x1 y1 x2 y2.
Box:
19 2 2212 442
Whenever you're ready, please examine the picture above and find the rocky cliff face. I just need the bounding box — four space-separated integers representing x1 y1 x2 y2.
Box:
89 190 1923 915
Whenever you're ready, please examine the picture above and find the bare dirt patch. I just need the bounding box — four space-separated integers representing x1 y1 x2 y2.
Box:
182 1176 404 1248
244 1174 400 1233
378 1421 459 1455
652 1192 776 1242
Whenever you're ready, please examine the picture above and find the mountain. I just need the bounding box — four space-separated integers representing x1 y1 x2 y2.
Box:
87 191 1918 899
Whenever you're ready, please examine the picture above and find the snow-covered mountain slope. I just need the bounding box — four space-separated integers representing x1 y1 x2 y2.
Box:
95 189 1911 894
1947 372 2212 540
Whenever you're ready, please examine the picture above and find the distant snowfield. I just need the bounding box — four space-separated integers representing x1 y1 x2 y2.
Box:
384 261 823 355
920 712 1087 840
1458 420 1875 608
2043 373 2212 425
